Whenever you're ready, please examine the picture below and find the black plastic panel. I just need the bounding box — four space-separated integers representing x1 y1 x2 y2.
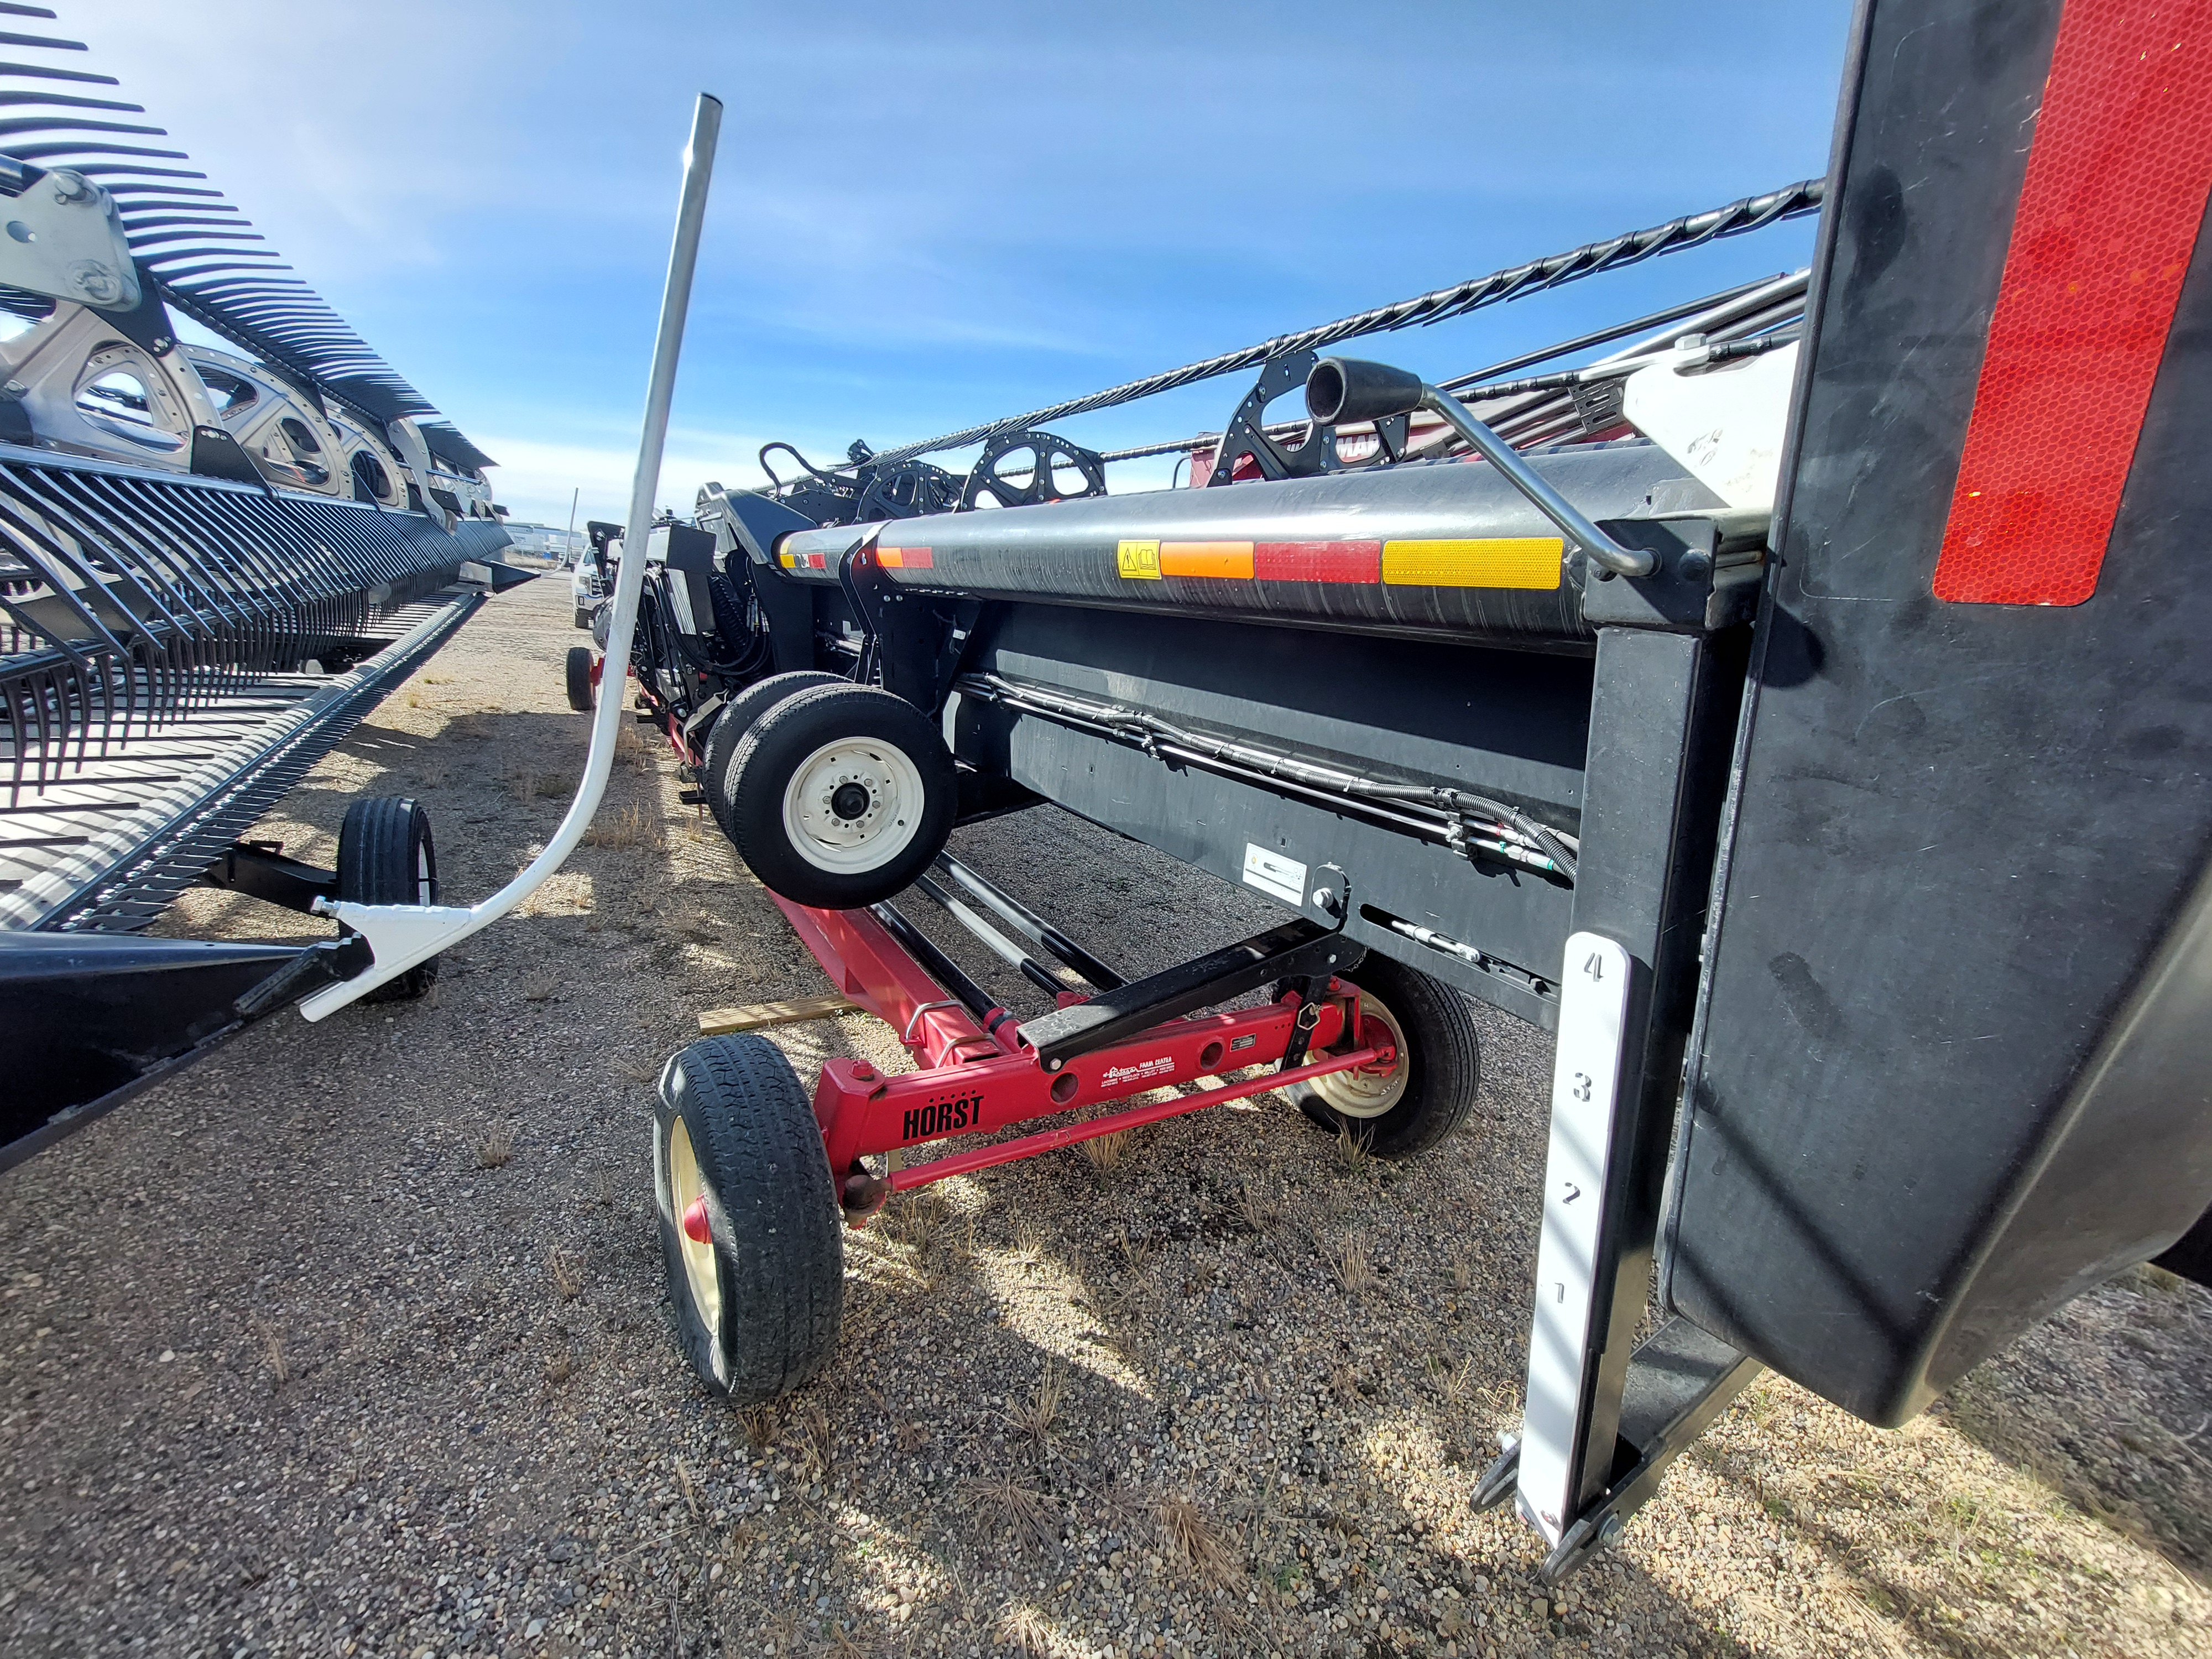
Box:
1667 0 2212 1425
950 603 1589 1026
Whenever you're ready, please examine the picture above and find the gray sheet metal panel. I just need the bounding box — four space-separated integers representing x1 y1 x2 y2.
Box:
1666 0 2212 1425
777 445 1723 648
950 603 1587 1026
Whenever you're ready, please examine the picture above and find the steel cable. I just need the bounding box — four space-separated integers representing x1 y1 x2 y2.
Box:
871 178 1823 466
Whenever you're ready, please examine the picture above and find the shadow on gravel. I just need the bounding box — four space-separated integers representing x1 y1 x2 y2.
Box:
1943 1265 2212 1587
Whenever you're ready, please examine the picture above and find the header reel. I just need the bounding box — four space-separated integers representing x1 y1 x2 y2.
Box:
758 428 1107 526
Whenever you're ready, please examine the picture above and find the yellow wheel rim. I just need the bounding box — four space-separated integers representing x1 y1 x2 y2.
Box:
667 1116 723 1335
1312 985 1409 1119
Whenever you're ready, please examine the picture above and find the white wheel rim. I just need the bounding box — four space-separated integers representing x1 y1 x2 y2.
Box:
667 1117 723 1334
1312 986 1410 1119
781 736 926 874
414 839 433 905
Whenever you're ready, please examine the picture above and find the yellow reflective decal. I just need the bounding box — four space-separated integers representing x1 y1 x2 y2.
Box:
1380 538 1563 589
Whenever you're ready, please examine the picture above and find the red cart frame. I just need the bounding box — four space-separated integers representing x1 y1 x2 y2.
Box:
766 894 1394 1219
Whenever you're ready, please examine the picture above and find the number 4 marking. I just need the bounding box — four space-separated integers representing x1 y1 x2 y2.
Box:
1584 952 1605 980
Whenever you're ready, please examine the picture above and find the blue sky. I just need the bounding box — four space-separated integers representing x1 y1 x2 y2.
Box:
78 2 1854 528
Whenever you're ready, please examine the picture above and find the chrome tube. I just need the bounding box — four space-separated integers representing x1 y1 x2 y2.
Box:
1416 388 1656 578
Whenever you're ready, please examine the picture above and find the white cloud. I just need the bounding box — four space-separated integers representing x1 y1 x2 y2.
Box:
476 429 770 531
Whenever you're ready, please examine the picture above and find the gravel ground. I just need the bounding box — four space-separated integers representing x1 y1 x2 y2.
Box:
3 575 2209 1659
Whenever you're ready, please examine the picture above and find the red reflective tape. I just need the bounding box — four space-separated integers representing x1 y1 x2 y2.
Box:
1934 0 2212 605
1253 540 1382 583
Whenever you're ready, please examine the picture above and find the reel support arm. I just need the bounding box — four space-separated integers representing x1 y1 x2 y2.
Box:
298 92 724 1019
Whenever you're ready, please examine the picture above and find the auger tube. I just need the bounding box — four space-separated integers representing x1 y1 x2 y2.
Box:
298 91 724 1021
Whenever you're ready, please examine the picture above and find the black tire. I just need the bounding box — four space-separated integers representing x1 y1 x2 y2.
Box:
565 645 596 712
336 796 440 1003
1275 953 1480 1160
573 605 593 630
652 1035 843 1402
726 683 957 908
700 670 846 838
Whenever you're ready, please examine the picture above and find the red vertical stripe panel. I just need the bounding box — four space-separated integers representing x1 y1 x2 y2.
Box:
1933 0 2212 605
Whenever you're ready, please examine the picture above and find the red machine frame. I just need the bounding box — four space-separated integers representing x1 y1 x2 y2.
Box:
769 895 1392 1219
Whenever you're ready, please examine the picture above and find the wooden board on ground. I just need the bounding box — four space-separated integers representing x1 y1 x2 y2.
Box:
697 992 859 1035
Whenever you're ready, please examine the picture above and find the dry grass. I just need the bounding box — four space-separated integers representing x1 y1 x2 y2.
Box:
675 1457 706 1524
505 765 538 806
1113 1225 1151 1274
1333 1122 1374 1177
248 1317 290 1388
519 972 559 1003
958 1473 1056 1552
1078 1127 1136 1177
542 1349 574 1386
995 1605 1055 1656
892 1188 956 1280
582 801 660 851
1002 1359 1068 1454
737 1404 778 1451
1235 1180 1280 1234
1009 1214 1045 1271
546 1246 582 1301
609 1053 661 1089
1156 1495 1243 1589
1323 1228 1376 1295
475 1123 514 1168
790 1400 833 1482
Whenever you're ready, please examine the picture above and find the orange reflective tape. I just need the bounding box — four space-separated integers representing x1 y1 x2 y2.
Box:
1381 538 1563 589
878 547 933 569
1158 541 1255 578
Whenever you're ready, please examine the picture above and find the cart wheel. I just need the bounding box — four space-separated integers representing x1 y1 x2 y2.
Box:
565 645 596 712
651 1034 844 1402
700 670 846 838
725 683 957 908
336 796 440 1003
1276 954 1479 1159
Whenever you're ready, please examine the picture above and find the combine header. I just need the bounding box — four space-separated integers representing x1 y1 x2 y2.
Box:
0 11 524 1166
300 0 2212 1580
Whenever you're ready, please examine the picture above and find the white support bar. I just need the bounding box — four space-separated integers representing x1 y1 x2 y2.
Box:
298 92 724 1022
1516 930 1633 1544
